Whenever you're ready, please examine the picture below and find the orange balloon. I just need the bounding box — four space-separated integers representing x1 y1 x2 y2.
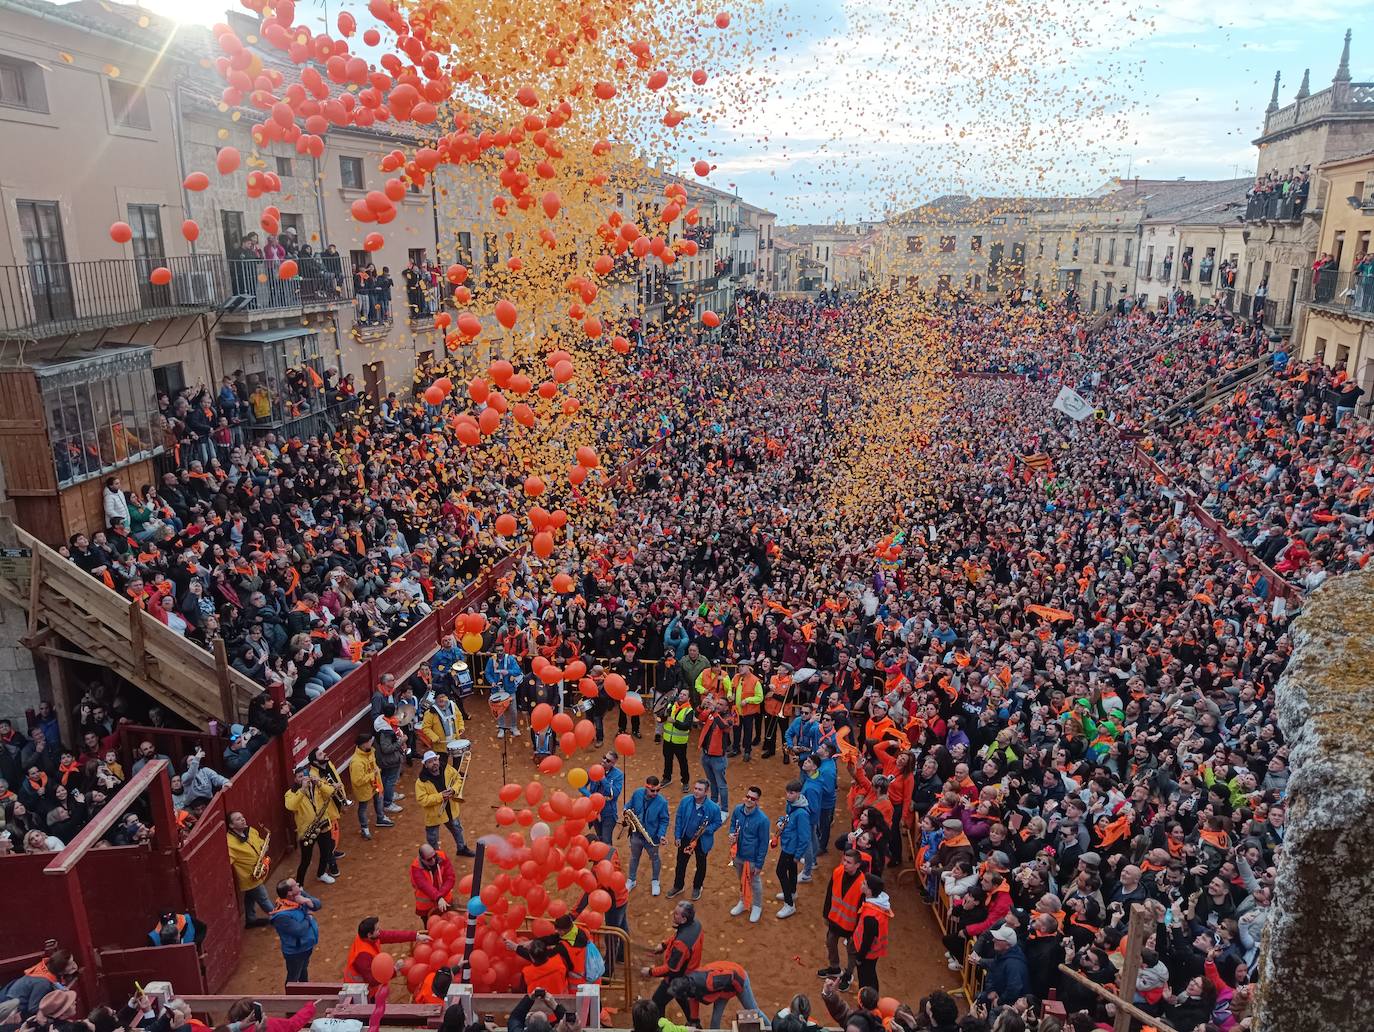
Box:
551 712 574 735
552 572 575 593
715 11 731 28
575 446 600 468
531 703 554 731
183 172 210 191
149 266 172 286
479 407 502 435
469 377 490 403
615 733 636 757
569 464 589 486
216 147 242 175
539 754 564 775
524 475 546 497
277 259 299 280
423 384 445 406
181 220 200 242
574 720 596 748
564 660 587 681
604 673 628 700
495 299 518 329
620 693 645 717
533 531 554 559
370 953 396 983
702 310 721 327
694 159 710 177
109 221 133 244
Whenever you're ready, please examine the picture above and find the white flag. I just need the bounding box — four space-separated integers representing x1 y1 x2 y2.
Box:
1053 385 1095 422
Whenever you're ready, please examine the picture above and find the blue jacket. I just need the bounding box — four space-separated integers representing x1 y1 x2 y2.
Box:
729 804 771 867
484 653 523 694
801 773 825 827
663 617 690 661
431 645 466 685
816 757 838 809
625 786 670 842
269 894 322 956
2 973 62 1018
984 944 1029 1002
674 796 723 852
785 716 820 757
580 765 625 818
779 798 812 857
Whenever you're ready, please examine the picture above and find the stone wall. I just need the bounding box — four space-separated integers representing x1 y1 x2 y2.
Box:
0 596 41 726
1257 565 1374 1031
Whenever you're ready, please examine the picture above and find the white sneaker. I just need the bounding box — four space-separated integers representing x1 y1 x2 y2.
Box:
777 904 796 919
318 873 336 884
627 879 637 892
774 892 786 901
651 881 661 896
385 803 404 813
799 872 813 882
749 906 762 923
947 954 961 972
497 729 506 739
393 792 405 800
730 901 747 917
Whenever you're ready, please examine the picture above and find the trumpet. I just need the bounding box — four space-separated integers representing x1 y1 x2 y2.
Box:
621 808 658 847
252 829 272 880
770 812 790 850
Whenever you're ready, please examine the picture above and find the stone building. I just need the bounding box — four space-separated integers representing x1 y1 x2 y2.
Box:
1239 31 1374 342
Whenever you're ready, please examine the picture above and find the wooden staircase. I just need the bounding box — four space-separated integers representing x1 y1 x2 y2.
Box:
0 518 259 727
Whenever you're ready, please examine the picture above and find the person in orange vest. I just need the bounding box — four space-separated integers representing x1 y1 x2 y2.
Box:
697 695 732 811
728 659 764 761
410 844 455 926
845 875 891 993
519 940 569 995
641 900 704 1017
411 965 457 1005
759 661 794 759
818 849 867 978
668 959 761 1029
342 916 428 999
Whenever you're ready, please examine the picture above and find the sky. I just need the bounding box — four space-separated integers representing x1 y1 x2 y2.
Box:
107 0 1372 223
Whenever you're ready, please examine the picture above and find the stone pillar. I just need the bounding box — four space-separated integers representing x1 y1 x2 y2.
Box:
0 594 41 724
1256 566 1374 1031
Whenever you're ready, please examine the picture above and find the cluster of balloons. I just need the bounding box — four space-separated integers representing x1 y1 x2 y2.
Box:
389 793 631 994
527 702 639 777
454 611 488 654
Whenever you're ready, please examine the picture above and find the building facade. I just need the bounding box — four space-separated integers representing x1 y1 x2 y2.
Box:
1297 150 1374 411
1239 31 1374 341
882 197 1042 298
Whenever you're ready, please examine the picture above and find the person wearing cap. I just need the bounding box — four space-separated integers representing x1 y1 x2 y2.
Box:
415 750 474 856
977 923 1028 1008
347 733 392 841
420 690 465 755
727 659 764 762
285 764 337 884
222 723 263 775
613 642 644 739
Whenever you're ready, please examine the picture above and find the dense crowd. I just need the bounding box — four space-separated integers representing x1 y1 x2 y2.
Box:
9 282 1370 1032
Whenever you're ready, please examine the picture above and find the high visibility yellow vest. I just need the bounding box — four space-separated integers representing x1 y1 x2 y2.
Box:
663 702 693 745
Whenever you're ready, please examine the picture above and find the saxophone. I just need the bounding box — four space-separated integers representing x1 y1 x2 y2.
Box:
297 782 332 847
252 830 272 879
622 806 657 847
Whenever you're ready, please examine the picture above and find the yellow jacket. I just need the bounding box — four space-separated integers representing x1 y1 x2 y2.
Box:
349 746 382 800
227 827 270 891
419 707 465 751
284 780 335 838
415 764 463 827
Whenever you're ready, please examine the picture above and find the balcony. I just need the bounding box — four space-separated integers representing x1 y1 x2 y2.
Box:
1243 191 1307 223
224 255 354 316
1309 268 1374 320
0 255 227 339
683 224 715 250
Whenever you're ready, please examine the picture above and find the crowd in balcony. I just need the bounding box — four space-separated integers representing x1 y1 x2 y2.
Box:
229 229 349 307
1244 167 1310 221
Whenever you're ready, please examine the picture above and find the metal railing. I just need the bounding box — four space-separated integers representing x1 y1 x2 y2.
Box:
0 255 227 338
1244 191 1308 222
1309 267 1374 318
225 256 354 313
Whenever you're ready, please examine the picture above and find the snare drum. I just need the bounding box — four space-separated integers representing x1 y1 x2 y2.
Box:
488 690 513 718
447 738 472 759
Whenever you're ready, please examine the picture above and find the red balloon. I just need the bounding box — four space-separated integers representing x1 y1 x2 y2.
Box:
574 719 596 748
413 942 433 964
495 805 516 825
525 782 544 805
539 755 564 774
499 783 523 803
588 763 605 782
551 712 575 735
371 953 396 983
615 733 636 757
588 841 611 862
559 731 577 756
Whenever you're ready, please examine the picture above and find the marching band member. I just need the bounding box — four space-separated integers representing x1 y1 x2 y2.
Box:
774 778 812 919
728 785 770 924
624 775 671 895
581 749 624 844
415 750 475 856
284 763 337 884
666 778 722 901
226 810 272 927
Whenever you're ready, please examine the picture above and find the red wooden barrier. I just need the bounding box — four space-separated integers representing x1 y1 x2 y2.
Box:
97 943 204 1004
177 802 241 992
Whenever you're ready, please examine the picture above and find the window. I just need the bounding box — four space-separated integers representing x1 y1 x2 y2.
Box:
153 362 185 399
408 248 428 268
41 349 160 487
1144 245 1154 280
126 204 166 305
905 236 922 254
339 155 365 190
1105 283 1114 307
18 199 72 323
906 276 919 291
1093 237 1102 263
278 212 304 248
939 236 956 253
1199 247 1216 285
220 210 244 255
0 57 47 112
1107 238 1116 265
1090 281 1099 311
1015 216 1028 225
1180 246 1194 282
483 232 501 272
1123 239 1133 267
1037 239 1044 257
990 216 1007 226
988 242 1004 280
455 231 473 269
1072 238 1079 260
108 79 150 130
276 156 293 177
970 236 982 253
1011 242 1025 266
